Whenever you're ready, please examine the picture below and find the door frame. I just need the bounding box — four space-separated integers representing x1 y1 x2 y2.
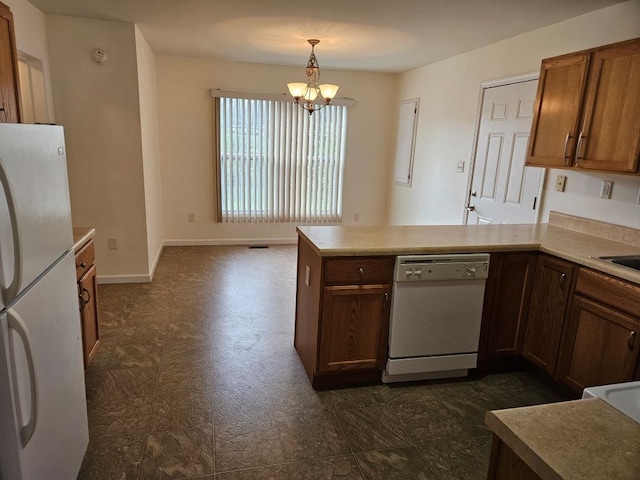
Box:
463 72 545 224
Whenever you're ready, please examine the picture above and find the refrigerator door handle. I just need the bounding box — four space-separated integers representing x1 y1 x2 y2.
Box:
7 308 38 447
0 159 22 305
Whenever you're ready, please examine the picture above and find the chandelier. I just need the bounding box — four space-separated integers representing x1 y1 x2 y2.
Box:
287 39 339 115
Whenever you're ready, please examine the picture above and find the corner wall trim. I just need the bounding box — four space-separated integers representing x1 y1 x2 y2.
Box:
148 243 164 281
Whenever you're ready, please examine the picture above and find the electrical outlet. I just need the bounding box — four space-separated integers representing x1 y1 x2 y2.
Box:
600 180 613 199
108 237 118 250
456 161 465 173
555 175 567 192
353 212 360 222
188 213 195 222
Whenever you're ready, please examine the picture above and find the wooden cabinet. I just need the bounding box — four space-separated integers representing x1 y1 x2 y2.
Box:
527 37 640 173
75 239 100 367
479 252 537 366
319 284 390 373
294 236 393 388
556 268 640 393
0 1 21 123
522 255 576 375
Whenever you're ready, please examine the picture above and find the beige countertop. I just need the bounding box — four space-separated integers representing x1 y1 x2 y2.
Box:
72 227 95 253
485 398 640 480
296 213 640 284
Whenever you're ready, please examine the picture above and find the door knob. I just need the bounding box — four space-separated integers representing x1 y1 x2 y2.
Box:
466 205 475 212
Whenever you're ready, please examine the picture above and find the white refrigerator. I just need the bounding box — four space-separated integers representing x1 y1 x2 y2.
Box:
0 124 89 479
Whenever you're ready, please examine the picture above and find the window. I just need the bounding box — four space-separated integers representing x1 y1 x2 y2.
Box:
214 96 347 223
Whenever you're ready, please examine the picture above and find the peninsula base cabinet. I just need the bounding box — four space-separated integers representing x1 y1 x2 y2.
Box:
556 268 640 392
75 238 100 367
479 252 537 367
522 255 577 376
294 236 393 388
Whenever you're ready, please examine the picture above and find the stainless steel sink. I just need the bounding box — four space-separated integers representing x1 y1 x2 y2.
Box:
598 255 640 271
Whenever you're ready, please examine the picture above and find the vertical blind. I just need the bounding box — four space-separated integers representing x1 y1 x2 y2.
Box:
216 97 347 223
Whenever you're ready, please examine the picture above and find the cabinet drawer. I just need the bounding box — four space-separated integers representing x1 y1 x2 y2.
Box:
75 240 95 280
324 257 394 285
576 268 640 318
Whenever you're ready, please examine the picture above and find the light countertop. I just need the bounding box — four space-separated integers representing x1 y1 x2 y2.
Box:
485 398 640 480
296 213 640 284
72 227 95 253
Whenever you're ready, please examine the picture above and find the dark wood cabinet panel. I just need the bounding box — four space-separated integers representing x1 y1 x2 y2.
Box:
556 267 640 393
526 37 640 173
0 1 21 123
577 38 640 172
324 256 395 285
479 252 537 363
523 255 576 375
78 264 100 367
318 284 390 373
527 52 589 168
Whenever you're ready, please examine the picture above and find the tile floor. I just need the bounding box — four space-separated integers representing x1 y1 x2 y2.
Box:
78 245 571 480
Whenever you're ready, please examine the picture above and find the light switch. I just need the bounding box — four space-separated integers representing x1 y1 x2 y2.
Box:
555 175 567 192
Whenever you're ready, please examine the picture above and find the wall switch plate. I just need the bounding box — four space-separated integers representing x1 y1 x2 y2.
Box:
108 237 118 250
353 212 360 222
600 180 613 199
457 161 465 173
188 213 195 222
555 175 567 192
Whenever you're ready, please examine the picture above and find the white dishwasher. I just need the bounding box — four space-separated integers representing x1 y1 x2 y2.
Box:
382 253 490 383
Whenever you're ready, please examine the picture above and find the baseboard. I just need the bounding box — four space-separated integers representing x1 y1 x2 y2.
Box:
163 238 297 246
97 274 152 284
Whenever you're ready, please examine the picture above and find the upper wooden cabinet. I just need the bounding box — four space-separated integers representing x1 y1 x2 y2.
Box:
0 1 21 123
527 37 640 173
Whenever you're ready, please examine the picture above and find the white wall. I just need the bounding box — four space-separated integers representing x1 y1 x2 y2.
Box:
135 26 164 274
387 0 640 228
3 0 54 120
46 15 150 279
155 55 397 243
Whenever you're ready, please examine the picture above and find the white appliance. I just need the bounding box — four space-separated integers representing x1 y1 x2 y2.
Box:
0 124 89 479
383 253 490 383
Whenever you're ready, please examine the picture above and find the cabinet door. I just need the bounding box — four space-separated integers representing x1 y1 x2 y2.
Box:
0 3 21 123
527 52 590 168
79 264 100 367
558 295 639 393
576 38 640 172
318 284 390 373
523 256 575 375
480 253 537 361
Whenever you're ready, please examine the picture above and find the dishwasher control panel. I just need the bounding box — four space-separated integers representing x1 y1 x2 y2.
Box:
394 254 490 282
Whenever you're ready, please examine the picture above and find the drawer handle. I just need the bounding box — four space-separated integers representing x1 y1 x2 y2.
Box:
81 287 91 304
575 131 586 163
358 267 364 275
560 273 566 290
384 292 389 308
629 331 636 349
77 261 87 269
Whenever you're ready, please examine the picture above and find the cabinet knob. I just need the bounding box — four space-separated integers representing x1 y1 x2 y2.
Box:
81 287 91 304
78 261 87 269
629 331 636 349
358 267 364 275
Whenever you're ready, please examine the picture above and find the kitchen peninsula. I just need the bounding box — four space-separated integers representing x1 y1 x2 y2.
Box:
294 212 640 388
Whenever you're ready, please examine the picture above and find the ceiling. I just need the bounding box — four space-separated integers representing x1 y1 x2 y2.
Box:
29 0 626 73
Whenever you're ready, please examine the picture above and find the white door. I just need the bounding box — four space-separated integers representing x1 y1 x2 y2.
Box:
465 79 543 225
